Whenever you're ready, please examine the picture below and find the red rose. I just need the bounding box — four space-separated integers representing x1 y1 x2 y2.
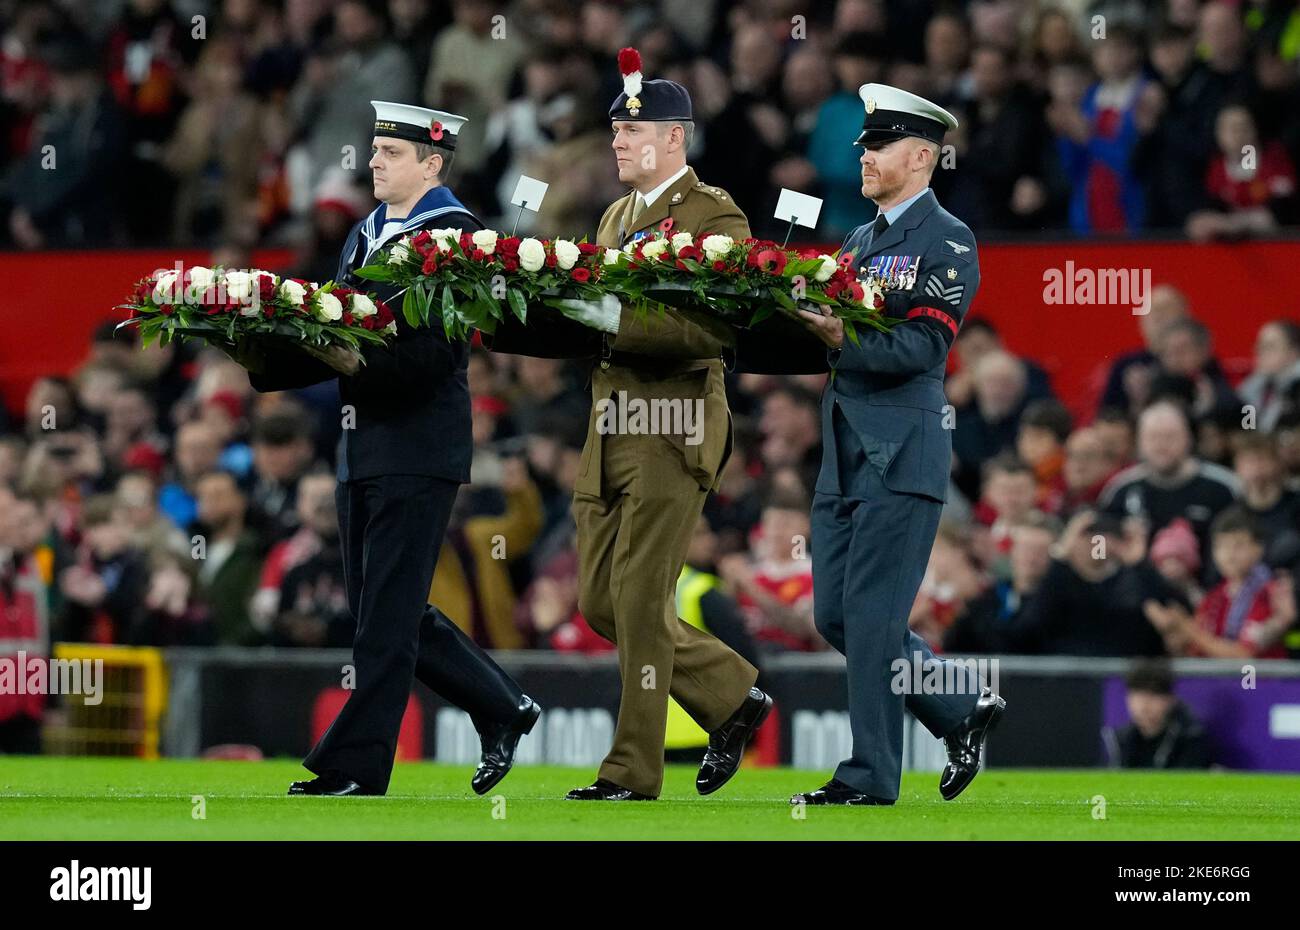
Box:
502 256 519 272
498 236 520 255
471 248 486 261
376 302 394 326
545 253 557 268
571 267 591 283
263 303 276 318
577 243 600 256
159 304 174 316
361 316 375 330
847 282 865 303
258 277 276 302
422 254 439 274
825 280 843 299
712 260 727 271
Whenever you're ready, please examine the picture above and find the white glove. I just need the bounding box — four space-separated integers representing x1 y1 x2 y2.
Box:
553 294 622 334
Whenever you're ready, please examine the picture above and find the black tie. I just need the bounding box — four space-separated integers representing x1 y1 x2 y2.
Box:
872 212 889 240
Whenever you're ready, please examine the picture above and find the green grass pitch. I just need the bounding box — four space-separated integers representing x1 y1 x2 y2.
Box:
1 757 1297 840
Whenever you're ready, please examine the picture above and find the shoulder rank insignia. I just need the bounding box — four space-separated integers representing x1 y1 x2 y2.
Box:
925 273 964 306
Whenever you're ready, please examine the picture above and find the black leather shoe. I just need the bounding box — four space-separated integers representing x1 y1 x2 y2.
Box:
565 779 654 801
939 687 1006 800
696 687 773 795
472 695 542 796
790 779 895 806
287 771 379 796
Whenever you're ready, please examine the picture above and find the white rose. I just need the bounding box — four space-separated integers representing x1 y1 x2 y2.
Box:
278 279 306 306
701 234 734 261
314 291 343 322
518 237 546 272
152 270 180 304
860 279 884 309
430 228 462 252
388 243 411 265
553 238 580 270
641 238 669 260
350 293 377 318
471 229 499 255
622 241 636 254
223 270 257 303
186 266 216 294
383 319 398 335
602 248 623 266
670 232 694 254
814 254 837 283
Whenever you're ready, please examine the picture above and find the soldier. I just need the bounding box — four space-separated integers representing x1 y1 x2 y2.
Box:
489 49 770 801
792 84 1006 805
233 101 539 797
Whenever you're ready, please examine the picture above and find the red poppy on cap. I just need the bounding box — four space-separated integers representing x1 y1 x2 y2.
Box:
472 395 509 417
429 121 444 142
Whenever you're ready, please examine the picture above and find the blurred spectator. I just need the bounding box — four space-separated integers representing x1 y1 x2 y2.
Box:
1233 433 1300 548
250 468 335 632
162 35 263 246
1097 284 1188 417
1003 509 1184 656
1186 103 1296 242
911 522 987 649
1099 399 1239 581
57 494 148 644
1104 660 1212 769
1144 507 1295 659
947 318 1053 412
1056 26 1150 234
159 420 223 529
951 350 1031 500
1237 320 1300 433
6 33 128 248
288 0 416 207
271 470 350 647
248 409 318 543
1148 517 1204 608
133 545 215 645
192 470 262 644
945 511 1058 654
1149 318 1240 420
1016 399 1073 514
0 487 49 753
1060 425 1125 514
717 487 818 652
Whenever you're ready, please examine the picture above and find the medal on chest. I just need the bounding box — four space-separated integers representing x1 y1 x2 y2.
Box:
867 254 921 291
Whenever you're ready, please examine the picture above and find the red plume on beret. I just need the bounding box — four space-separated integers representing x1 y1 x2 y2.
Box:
617 47 642 76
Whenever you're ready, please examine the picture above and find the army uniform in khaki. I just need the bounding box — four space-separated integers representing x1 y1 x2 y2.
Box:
575 167 759 796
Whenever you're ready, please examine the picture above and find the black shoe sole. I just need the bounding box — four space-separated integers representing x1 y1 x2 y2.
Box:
471 699 543 796
697 692 773 796
941 696 1006 801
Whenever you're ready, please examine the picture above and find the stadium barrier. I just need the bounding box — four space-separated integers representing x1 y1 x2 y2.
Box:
44 643 168 758
153 648 1300 773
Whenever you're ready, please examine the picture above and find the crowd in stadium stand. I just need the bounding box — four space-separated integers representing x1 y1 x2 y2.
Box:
1 288 1298 660
0 0 1299 667
3 0 1300 247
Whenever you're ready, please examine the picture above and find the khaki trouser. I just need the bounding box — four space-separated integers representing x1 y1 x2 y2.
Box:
574 428 758 797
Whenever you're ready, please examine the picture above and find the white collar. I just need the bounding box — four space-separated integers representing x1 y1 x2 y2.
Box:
637 164 689 209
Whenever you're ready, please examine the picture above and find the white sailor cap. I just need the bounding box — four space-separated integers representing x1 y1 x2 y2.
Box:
371 100 467 150
855 83 958 146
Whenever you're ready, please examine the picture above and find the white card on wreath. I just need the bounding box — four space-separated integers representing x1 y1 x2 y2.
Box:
511 176 549 211
775 188 822 229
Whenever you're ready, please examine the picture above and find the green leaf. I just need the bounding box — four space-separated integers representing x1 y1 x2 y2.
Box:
402 286 421 328
507 287 528 324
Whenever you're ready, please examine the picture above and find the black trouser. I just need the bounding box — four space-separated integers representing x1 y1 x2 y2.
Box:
304 474 524 793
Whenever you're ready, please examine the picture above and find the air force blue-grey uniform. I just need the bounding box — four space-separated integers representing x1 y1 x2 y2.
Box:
810 86 991 803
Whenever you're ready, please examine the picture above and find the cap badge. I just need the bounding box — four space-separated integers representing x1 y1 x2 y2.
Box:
865 97 876 114
626 96 641 116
